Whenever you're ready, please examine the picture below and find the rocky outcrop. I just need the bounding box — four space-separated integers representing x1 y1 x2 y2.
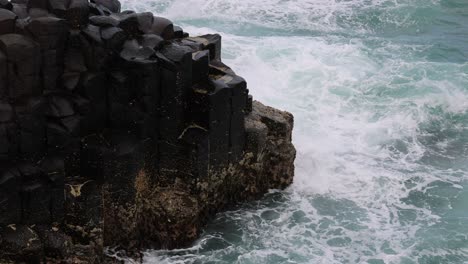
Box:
0 0 295 262
103 101 295 252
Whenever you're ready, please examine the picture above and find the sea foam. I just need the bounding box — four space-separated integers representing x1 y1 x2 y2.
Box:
121 0 468 263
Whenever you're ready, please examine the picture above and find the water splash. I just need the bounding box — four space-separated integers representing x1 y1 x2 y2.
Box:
121 0 468 263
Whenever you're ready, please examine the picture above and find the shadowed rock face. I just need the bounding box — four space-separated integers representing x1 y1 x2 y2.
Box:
0 0 296 262
103 101 295 253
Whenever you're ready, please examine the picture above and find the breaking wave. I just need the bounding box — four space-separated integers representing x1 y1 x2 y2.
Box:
121 0 468 263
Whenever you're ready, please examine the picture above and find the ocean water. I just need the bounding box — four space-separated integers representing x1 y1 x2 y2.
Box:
121 0 468 263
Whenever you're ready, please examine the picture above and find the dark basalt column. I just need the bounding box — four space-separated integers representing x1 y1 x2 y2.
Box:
0 0 296 262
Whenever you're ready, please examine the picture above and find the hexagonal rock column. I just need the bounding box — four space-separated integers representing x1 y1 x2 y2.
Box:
104 100 296 251
0 0 296 262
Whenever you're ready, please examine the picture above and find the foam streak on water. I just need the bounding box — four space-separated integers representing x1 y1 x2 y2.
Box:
122 0 468 263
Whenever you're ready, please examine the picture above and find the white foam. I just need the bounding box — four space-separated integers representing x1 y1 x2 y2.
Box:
120 0 468 263
121 0 442 35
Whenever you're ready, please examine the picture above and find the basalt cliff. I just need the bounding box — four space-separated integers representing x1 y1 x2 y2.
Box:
0 0 296 262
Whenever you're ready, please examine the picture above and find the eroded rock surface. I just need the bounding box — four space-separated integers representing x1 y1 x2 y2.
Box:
0 0 296 262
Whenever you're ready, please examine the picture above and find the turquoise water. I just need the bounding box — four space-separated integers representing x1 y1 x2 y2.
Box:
122 0 468 263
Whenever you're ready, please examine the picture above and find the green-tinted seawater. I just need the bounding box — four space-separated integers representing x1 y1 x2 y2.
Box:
122 0 468 263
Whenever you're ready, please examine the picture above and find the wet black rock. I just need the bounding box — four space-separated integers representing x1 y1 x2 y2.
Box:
0 0 296 262
92 0 120 14
0 9 16 34
0 0 13 10
0 225 43 262
150 16 174 39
